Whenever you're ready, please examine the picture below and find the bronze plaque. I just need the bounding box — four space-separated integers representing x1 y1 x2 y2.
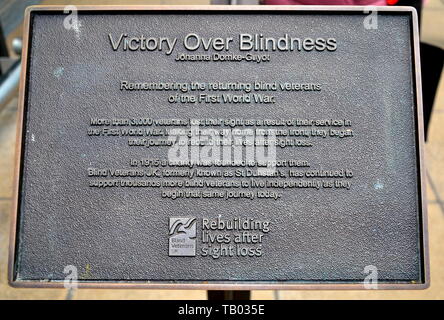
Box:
9 6 429 289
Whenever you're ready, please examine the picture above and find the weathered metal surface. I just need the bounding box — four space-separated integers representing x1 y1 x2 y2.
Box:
9 6 428 289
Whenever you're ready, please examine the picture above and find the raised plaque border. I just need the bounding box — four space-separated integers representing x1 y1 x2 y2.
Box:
9 5 429 290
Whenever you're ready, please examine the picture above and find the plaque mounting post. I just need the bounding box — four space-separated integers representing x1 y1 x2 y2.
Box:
207 290 251 300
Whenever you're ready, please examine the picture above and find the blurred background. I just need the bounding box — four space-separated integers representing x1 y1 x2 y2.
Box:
0 0 443 300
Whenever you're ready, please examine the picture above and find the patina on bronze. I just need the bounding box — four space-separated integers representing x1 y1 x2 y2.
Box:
9 6 429 289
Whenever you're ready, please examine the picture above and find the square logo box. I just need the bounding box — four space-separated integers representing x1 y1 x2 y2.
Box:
169 217 197 256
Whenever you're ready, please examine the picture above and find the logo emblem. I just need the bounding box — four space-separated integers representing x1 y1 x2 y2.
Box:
169 217 196 256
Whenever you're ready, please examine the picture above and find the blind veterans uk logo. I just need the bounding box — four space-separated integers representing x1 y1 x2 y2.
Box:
169 217 197 256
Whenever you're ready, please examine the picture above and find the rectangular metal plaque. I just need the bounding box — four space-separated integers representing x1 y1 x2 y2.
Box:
9 5 429 289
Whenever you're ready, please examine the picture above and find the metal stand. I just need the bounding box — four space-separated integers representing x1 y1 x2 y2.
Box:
207 290 251 300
